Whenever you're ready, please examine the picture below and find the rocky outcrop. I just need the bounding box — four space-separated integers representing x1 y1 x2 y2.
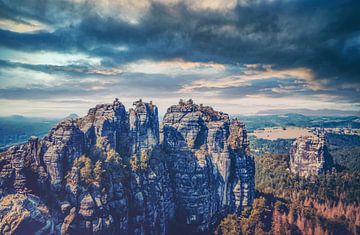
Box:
77 98 128 153
0 98 254 234
161 99 255 232
290 133 333 177
0 194 54 235
129 100 159 154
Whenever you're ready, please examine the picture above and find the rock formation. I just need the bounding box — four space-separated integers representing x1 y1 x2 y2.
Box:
289 133 333 177
161 99 254 232
0 194 54 235
0 98 254 234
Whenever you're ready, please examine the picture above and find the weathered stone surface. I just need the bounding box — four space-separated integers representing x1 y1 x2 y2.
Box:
0 98 254 234
290 133 333 177
129 100 159 155
0 194 53 235
43 120 85 191
161 99 255 232
78 98 128 154
61 207 76 235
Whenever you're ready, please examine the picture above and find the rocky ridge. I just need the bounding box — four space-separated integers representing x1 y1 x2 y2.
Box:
0 98 254 234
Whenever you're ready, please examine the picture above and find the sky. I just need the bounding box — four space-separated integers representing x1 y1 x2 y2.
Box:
0 0 359 117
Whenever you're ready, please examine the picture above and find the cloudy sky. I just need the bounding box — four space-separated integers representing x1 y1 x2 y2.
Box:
0 0 359 117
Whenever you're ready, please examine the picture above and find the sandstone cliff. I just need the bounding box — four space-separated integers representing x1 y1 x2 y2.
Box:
290 133 333 177
161 99 255 232
0 98 254 235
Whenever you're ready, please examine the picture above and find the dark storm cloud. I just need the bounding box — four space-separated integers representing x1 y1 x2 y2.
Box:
0 0 89 24
2 0 360 78
0 28 83 52
0 0 359 103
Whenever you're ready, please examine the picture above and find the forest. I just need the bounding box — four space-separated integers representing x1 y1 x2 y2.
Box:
217 131 360 234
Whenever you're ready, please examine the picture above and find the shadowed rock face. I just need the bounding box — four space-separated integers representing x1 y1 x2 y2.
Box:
290 134 333 177
162 100 255 232
0 98 254 234
129 100 159 155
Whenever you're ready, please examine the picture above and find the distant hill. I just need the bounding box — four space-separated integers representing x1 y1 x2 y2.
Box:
63 113 79 120
235 113 360 132
257 108 359 117
0 115 59 150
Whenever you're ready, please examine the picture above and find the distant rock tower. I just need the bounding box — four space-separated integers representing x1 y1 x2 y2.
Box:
289 132 332 177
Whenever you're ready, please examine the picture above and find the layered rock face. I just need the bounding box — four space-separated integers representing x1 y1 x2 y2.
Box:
290 133 333 177
0 98 254 234
161 99 255 232
129 100 159 154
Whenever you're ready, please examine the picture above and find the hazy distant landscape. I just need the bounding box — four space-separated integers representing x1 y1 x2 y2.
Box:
238 113 360 132
0 115 59 149
0 114 84 149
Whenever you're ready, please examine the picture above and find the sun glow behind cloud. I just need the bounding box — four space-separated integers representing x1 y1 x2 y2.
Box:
0 19 53 33
180 66 315 92
0 47 102 66
124 59 226 75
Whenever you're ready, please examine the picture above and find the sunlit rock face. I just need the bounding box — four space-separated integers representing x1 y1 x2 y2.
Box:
290 133 333 177
0 98 254 234
161 99 255 232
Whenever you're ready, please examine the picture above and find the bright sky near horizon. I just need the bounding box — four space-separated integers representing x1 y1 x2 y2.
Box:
0 0 359 117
